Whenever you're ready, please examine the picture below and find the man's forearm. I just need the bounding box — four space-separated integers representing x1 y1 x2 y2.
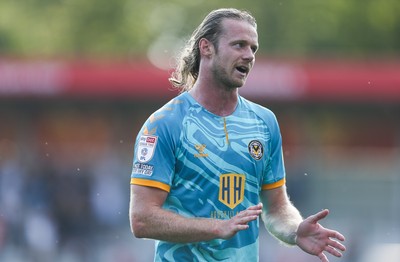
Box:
262 202 303 245
131 203 263 243
131 206 222 243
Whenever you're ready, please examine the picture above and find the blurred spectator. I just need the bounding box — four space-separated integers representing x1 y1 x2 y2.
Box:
89 151 126 227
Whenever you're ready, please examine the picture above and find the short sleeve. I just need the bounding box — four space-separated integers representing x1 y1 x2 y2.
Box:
130 111 178 192
261 111 286 190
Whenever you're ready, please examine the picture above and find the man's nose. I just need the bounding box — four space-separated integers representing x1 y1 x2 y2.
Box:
243 47 255 62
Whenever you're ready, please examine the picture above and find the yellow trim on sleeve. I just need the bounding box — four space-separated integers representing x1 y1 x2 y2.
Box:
262 178 286 190
131 178 171 192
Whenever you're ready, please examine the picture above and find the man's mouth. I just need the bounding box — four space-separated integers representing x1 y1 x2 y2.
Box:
235 65 249 75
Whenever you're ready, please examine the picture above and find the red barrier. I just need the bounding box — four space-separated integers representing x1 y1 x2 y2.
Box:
0 58 399 102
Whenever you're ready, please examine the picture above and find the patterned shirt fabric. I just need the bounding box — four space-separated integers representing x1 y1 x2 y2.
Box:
131 92 286 261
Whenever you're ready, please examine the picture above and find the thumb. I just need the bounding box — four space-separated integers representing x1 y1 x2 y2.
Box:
307 209 329 224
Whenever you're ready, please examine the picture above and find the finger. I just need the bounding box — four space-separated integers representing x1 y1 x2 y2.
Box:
308 209 329 224
237 214 259 225
324 245 343 258
328 239 346 252
246 203 263 211
234 211 256 222
325 228 346 242
318 252 328 262
333 231 346 242
236 224 249 231
239 207 262 217
237 210 260 219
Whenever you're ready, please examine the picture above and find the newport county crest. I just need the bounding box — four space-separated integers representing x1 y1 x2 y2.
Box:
219 174 245 209
248 140 264 160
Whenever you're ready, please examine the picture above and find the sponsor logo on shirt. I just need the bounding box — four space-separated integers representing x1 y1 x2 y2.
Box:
132 163 154 176
248 140 264 160
194 144 208 158
137 135 158 163
219 173 245 209
210 210 240 219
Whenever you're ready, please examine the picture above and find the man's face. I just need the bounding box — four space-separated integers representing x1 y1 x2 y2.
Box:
210 19 258 89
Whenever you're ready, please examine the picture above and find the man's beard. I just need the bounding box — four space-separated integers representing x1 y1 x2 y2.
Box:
211 60 246 90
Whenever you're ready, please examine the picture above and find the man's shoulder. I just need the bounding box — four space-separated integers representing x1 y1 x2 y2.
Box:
143 93 191 133
239 96 277 121
156 92 191 119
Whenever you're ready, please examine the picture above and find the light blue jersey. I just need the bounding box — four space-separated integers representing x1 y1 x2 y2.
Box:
131 92 286 261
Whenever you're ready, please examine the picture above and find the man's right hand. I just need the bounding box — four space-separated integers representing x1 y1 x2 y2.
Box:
217 203 263 239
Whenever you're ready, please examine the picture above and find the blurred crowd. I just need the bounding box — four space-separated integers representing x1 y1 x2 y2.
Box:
0 101 156 262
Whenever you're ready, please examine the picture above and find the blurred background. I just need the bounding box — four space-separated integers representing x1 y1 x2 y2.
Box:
0 0 399 261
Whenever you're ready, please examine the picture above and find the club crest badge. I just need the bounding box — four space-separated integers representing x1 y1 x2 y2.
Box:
137 135 158 163
248 140 264 160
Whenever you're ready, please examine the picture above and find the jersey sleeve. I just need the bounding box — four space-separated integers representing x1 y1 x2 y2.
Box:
130 108 178 192
261 110 286 190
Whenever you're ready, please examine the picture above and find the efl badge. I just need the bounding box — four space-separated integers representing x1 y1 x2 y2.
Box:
219 174 245 209
137 135 158 163
248 140 263 160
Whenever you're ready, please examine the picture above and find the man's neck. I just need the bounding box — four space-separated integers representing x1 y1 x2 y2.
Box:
189 83 238 117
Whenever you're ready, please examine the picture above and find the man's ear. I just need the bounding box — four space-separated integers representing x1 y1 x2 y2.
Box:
199 38 214 57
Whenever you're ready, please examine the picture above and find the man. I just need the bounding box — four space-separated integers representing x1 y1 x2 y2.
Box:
129 8 346 262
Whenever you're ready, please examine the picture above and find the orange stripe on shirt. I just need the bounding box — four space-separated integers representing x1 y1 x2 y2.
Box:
131 178 171 192
262 178 286 190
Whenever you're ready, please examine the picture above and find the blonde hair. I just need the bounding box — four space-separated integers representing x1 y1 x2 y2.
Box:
169 8 257 92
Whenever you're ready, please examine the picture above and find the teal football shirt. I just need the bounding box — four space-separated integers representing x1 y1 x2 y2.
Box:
131 92 286 261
